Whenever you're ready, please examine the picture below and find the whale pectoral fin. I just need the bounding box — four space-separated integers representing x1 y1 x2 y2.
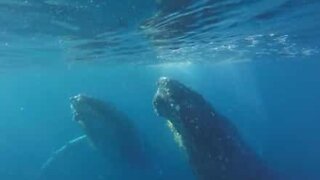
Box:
39 134 111 180
39 135 99 179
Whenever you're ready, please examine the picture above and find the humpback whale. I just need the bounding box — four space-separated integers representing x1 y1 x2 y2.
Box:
69 94 148 165
153 77 278 180
40 94 155 180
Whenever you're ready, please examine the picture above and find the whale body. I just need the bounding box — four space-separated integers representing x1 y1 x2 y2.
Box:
153 77 278 180
40 94 155 180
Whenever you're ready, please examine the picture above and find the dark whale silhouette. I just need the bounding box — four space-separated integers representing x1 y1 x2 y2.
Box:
69 94 148 166
153 77 278 180
40 94 157 180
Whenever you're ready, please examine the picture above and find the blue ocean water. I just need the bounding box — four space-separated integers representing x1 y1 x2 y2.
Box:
0 0 320 179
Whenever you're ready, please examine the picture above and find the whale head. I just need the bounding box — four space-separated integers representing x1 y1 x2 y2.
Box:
153 77 214 136
70 94 145 164
69 94 126 133
69 94 123 151
153 77 184 120
70 94 112 124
